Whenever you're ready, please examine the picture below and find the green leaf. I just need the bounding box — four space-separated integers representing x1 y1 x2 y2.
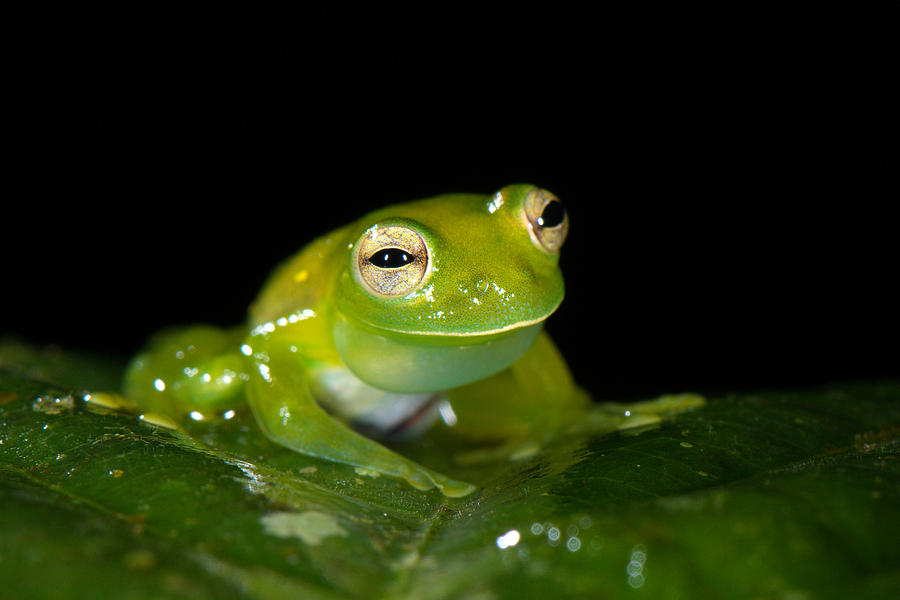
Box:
1 341 899 599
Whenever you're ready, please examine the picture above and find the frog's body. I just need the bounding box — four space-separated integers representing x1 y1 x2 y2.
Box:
124 185 703 496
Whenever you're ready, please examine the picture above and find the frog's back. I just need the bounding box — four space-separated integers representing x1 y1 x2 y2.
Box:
248 223 353 328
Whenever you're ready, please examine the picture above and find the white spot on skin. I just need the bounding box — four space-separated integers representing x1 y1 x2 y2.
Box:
251 310 317 336
153 379 166 392
487 192 504 214
406 283 435 302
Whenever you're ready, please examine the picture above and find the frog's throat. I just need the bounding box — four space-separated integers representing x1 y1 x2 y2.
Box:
332 314 546 394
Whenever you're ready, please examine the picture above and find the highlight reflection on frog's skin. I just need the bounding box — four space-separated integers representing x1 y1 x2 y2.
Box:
123 184 704 497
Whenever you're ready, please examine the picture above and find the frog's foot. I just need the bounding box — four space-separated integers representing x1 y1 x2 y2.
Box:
616 393 707 415
577 393 706 434
453 438 542 466
83 391 140 413
396 462 477 497
83 392 187 432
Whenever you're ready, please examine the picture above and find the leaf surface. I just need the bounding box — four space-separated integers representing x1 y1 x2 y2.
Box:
1 342 898 599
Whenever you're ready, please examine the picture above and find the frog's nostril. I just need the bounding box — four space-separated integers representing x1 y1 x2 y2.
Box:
514 260 538 284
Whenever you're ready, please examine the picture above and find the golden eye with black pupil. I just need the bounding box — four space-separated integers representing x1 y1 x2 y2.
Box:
523 187 569 253
355 225 430 296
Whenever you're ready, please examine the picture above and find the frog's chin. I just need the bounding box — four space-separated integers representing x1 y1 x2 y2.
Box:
333 313 544 394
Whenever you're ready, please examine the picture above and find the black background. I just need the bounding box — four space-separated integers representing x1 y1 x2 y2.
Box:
4 5 896 401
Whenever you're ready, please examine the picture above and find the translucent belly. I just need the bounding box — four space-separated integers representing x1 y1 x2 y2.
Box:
310 364 441 440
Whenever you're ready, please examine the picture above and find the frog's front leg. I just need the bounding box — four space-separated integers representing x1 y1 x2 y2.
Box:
246 342 476 497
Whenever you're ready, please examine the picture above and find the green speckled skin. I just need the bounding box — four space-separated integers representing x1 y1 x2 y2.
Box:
124 185 703 496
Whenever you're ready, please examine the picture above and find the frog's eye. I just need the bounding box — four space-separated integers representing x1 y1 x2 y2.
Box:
355 225 430 296
523 187 569 253
368 248 414 268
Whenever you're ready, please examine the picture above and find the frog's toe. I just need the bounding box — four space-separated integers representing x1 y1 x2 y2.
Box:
620 413 662 428
404 470 434 491
401 467 476 497
454 440 531 466
437 478 478 497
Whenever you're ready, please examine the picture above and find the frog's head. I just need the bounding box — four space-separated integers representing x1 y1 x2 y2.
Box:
334 184 569 393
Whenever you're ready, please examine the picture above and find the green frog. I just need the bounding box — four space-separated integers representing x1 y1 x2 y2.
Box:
122 184 703 497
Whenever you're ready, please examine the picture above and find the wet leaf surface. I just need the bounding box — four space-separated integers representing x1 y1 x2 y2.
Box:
1 341 899 599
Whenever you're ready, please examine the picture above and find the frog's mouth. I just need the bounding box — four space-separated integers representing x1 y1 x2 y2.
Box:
332 313 547 394
346 293 561 341
367 312 554 340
